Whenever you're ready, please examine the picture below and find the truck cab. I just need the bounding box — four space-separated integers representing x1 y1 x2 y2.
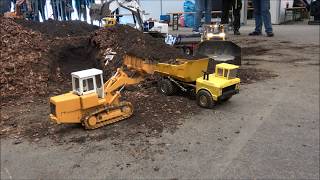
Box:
196 63 240 108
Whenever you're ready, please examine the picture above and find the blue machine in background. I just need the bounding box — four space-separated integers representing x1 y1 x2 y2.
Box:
183 0 195 27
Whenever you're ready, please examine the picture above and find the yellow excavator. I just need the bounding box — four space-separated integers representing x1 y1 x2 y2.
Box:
50 68 142 130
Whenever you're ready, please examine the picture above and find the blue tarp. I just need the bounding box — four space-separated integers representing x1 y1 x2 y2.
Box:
183 0 195 27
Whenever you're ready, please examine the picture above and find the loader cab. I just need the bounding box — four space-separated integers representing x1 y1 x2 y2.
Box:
215 63 239 80
71 69 104 98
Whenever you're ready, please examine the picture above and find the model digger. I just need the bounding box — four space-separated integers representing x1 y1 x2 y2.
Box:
49 68 142 130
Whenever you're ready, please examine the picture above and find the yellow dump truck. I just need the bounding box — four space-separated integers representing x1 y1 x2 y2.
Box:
124 55 240 108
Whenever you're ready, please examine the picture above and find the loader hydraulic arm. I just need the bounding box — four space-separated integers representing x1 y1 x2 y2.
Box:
104 68 143 105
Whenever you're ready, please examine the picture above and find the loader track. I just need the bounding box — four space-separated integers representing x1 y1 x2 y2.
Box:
81 102 133 130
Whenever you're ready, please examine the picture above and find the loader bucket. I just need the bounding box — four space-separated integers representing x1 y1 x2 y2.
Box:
196 40 241 65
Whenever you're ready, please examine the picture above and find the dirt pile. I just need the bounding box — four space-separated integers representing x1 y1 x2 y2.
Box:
14 19 99 38
0 17 50 102
90 25 191 76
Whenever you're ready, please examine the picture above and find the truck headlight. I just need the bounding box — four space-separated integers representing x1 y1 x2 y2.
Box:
236 83 240 89
207 33 214 38
219 32 226 38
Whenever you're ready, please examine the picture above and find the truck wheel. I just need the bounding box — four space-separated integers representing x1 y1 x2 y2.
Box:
184 47 193 55
158 78 177 96
196 90 215 108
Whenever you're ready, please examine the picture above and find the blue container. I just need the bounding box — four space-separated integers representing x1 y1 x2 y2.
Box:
183 0 195 27
160 15 171 22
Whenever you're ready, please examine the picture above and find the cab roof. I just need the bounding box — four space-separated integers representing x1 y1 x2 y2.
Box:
71 68 103 78
216 63 239 70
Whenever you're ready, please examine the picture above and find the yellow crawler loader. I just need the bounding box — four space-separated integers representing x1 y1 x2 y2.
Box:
49 68 142 130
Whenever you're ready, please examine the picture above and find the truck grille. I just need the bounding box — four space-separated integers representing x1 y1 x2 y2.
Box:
50 103 56 116
222 84 236 94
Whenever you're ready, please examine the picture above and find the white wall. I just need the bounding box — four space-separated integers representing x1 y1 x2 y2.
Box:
271 0 294 24
140 0 185 20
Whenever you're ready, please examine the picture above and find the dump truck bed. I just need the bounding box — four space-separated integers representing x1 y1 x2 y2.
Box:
155 58 208 82
124 55 209 82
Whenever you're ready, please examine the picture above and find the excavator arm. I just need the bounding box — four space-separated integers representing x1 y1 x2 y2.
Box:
104 68 143 105
92 0 145 30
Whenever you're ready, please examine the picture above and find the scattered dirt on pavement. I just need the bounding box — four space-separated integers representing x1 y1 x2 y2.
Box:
239 68 278 84
242 46 271 56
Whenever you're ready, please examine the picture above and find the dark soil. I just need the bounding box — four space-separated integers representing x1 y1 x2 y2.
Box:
90 25 198 78
47 37 100 94
91 25 191 62
14 19 99 38
0 87 200 145
0 17 49 103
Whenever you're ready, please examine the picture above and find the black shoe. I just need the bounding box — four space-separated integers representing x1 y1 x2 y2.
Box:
234 31 240 35
249 31 262 36
266 32 274 37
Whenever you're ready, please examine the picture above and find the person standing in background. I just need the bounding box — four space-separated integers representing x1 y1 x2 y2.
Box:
193 0 213 33
249 0 274 37
221 0 242 35
0 0 11 14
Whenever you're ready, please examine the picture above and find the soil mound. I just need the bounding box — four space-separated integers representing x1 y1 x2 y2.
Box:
90 25 196 77
14 19 99 38
91 25 190 62
0 17 49 102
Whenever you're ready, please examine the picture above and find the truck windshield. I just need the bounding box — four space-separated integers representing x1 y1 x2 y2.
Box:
229 69 238 79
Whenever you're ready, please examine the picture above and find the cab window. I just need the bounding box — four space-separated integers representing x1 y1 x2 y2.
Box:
74 77 80 91
217 68 223 77
95 75 102 88
83 78 95 92
224 69 228 78
229 69 238 79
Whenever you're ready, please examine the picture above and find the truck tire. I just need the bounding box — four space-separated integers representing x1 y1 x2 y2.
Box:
184 47 193 55
196 90 215 108
158 78 177 96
